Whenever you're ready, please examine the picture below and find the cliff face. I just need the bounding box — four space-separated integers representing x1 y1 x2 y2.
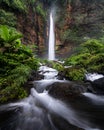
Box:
71 0 104 38
55 0 104 58
16 7 46 55
15 0 104 58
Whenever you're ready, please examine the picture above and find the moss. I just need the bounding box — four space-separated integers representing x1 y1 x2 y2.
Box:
52 62 64 71
64 67 86 81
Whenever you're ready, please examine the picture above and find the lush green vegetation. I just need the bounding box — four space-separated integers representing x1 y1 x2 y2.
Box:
63 39 104 80
0 0 47 104
0 0 104 102
0 25 39 103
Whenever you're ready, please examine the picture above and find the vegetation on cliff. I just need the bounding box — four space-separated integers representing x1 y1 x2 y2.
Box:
63 39 104 80
0 0 47 103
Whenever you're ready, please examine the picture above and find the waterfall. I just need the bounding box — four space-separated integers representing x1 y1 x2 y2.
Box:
48 11 55 60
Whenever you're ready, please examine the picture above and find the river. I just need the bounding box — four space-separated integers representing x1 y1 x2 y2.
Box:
0 66 104 130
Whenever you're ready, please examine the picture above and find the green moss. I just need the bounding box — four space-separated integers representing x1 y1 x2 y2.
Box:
64 67 86 81
52 62 64 71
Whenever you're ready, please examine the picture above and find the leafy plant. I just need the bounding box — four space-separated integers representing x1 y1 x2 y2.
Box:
0 25 39 103
63 39 104 81
81 39 104 54
64 67 86 81
0 25 22 47
0 0 27 12
0 9 16 27
52 62 64 71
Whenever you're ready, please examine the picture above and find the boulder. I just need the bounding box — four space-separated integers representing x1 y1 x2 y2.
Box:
90 77 104 94
48 81 87 101
28 70 44 81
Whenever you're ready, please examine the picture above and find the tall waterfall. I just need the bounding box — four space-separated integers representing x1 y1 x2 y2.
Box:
48 11 55 60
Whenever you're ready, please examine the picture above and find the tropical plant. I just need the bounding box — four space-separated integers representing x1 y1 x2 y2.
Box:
0 0 27 12
0 25 39 103
0 25 22 45
0 9 16 27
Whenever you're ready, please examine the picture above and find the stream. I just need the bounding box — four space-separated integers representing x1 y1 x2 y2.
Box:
0 66 104 130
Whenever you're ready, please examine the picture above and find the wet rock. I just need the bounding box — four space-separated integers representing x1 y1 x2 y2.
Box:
0 106 20 130
23 70 44 94
28 70 44 81
48 81 87 101
57 71 65 80
89 77 104 94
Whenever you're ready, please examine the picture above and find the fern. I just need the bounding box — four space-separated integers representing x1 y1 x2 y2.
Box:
0 26 39 103
0 25 22 48
0 25 9 42
0 9 16 27
11 0 27 12
0 0 27 12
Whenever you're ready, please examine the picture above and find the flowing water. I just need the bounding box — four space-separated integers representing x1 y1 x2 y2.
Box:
0 10 104 130
0 65 104 130
48 11 55 60
85 73 104 81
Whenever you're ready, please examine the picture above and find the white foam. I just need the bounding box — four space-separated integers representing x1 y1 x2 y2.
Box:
85 73 104 81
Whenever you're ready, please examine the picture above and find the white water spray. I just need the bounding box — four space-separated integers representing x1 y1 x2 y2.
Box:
48 11 55 60
31 88 100 130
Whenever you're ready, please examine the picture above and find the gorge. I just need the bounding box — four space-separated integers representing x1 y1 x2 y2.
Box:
0 0 104 130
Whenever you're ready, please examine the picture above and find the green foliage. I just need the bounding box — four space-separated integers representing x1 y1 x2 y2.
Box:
36 3 46 18
64 53 91 67
0 0 27 12
0 9 16 27
64 67 86 81
0 25 39 103
86 53 104 72
0 25 22 46
0 65 30 102
11 0 27 12
64 39 104 81
52 62 64 71
81 39 104 54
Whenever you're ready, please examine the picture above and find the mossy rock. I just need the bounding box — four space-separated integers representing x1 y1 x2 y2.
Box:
0 86 27 103
52 62 64 72
63 67 86 81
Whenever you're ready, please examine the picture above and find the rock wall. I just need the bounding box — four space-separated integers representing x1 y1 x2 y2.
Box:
16 7 46 55
16 0 104 58
54 0 104 58
71 0 104 38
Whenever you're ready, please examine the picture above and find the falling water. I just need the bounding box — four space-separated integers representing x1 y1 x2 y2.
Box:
48 11 55 60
